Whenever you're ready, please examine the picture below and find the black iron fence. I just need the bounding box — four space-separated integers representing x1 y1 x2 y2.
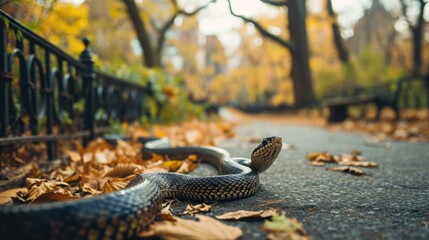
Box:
0 10 150 160
322 76 429 110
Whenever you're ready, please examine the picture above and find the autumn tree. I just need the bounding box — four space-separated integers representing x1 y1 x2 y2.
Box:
227 0 315 107
122 0 216 68
399 0 427 76
0 0 58 24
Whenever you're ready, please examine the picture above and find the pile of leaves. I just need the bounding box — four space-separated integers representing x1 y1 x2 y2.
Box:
0 120 234 204
333 109 429 142
306 150 378 176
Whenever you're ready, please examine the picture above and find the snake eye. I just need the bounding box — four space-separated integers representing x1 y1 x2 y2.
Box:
262 138 269 146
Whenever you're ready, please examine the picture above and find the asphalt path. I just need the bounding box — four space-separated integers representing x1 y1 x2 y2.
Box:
184 115 429 239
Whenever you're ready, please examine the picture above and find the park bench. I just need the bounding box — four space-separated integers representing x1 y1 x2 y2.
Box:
323 78 405 123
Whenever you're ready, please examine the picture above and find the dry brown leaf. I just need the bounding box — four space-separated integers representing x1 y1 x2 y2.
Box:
159 200 178 222
30 191 79 204
183 203 213 215
216 208 280 220
338 161 378 168
306 152 336 162
310 161 325 166
263 215 309 240
104 163 143 178
161 200 175 215
81 186 102 196
0 188 27 205
23 180 72 202
327 166 371 176
65 150 81 162
140 215 242 240
13 156 27 165
102 180 127 193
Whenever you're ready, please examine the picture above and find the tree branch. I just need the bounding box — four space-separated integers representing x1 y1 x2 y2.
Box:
260 0 288 7
227 0 292 50
178 0 216 16
155 0 216 65
156 12 178 57
150 16 160 32
399 0 415 31
123 0 156 67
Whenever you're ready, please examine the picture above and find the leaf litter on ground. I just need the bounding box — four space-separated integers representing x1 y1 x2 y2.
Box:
0 119 310 239
0 120 235 204
306 149 377 176
139 215 243 240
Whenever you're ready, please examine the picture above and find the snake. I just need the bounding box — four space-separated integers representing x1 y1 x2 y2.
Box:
0 136 282 240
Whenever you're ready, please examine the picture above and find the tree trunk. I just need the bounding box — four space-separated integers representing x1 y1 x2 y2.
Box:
122 0 158 68
288 0 316 107
411 1 425 77
326 0 349 63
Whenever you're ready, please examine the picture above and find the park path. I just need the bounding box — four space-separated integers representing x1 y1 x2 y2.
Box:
191 108 429 239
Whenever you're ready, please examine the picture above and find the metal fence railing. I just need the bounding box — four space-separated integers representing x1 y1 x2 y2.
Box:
0 10 150 160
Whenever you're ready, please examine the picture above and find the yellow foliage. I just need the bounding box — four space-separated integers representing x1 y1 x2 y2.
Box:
37 3 89 56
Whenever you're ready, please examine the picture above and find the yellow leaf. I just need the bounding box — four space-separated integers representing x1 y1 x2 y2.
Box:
160 160 183 172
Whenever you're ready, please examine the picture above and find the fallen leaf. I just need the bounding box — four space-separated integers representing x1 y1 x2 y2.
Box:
104 163 143 178
176 161 197 174
215 208 280 220
140 215 242 240
23 178 72 202
263 214 309 240
310 161 325 167
326 166 371 176
65 150 81 162
0 188 27 205
183 203 213 215
102 180 127 193
338 161 378 168
159 200 177 222
306 152 336 162
160 160 183 172
30 191 79 204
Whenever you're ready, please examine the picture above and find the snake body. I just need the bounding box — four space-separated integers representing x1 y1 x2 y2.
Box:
0 136 282 240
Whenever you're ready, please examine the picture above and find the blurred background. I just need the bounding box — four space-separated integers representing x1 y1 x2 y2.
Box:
1 0 428 111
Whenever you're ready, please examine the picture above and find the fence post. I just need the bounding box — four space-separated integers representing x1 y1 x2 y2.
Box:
80 38 95 145
0 19 12 138
426 67 429 111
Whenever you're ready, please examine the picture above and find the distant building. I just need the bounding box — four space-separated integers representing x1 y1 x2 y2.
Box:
348 0 396 54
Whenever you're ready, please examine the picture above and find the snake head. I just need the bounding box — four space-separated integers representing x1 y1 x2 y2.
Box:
250 136 282 173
